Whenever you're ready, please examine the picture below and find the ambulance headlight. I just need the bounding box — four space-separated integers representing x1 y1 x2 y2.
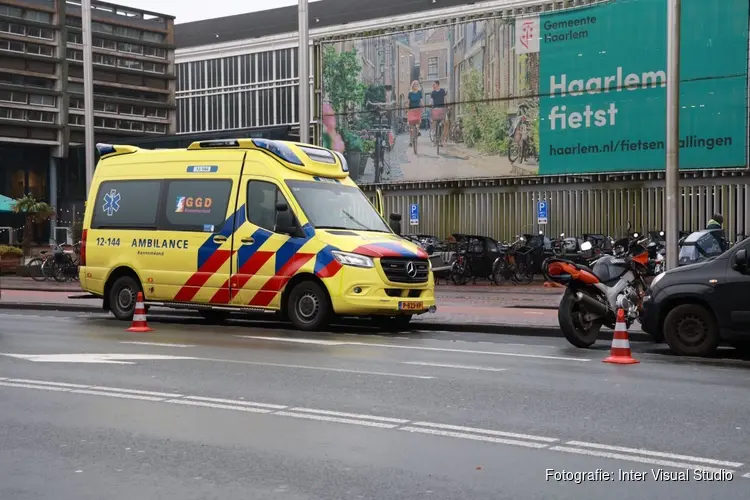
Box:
332 251 374 268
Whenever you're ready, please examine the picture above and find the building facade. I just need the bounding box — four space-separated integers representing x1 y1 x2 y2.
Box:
0 0 175 243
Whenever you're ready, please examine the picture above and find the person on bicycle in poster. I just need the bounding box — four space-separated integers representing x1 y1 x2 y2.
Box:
407 80 423 149
430 80 448 147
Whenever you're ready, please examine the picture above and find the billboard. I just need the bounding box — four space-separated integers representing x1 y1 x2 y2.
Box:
319 0 749 184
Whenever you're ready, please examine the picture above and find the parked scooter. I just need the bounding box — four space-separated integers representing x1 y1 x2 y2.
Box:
543 235 651 348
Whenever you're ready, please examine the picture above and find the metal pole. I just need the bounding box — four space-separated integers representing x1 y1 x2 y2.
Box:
297 0 310 143
665 0 681 270
81 0 95 192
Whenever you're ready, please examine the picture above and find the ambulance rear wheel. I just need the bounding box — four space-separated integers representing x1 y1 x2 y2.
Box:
109 275 141 321
287 281 331 331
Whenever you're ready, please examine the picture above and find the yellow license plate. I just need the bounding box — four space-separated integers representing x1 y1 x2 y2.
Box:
399 301 423 311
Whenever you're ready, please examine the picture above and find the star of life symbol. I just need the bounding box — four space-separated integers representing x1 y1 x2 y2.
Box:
103 189 121 216
520 20 534 49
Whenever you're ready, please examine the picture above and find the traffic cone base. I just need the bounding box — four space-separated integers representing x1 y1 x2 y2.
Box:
126 292 153 332
603 309 638 364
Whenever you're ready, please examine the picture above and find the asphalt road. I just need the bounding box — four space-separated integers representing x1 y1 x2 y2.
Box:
1 310 749 499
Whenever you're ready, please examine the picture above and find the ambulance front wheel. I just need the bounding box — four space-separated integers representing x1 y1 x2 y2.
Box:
287 280 332 331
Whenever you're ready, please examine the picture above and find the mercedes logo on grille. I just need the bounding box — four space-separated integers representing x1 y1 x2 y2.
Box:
405 261 418 278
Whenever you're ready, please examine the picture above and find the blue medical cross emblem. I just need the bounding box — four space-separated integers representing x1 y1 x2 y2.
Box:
103 189 121 216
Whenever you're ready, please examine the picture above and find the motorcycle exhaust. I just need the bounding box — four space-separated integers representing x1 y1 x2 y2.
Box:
573 291 608 316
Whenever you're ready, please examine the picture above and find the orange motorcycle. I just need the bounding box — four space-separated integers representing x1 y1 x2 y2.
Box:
542 235 650 348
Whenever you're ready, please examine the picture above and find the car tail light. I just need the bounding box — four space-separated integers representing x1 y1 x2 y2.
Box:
80 229 87 266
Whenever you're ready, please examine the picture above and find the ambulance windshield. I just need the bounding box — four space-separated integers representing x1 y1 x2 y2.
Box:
286 180 390 233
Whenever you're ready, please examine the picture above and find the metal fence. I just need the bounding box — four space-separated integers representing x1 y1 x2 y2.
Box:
364 177 750 242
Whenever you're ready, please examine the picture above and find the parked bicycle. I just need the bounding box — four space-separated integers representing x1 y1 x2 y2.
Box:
492 236 535 285
27 241 80 282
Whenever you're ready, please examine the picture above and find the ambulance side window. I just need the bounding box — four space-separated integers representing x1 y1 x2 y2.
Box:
162 179 232 232
91 180 161 229
246 180 288 233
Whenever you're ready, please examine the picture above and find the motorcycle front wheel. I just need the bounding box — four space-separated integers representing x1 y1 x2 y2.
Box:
558 288 603 348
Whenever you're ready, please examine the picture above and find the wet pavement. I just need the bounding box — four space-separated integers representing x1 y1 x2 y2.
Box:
0 309 748 499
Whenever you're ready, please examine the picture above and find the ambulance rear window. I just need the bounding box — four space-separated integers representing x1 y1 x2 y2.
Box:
91 180 161 229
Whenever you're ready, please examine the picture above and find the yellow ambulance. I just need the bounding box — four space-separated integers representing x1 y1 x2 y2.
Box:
79 138 436 331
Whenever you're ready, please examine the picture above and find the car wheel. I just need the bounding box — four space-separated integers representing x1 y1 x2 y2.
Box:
199 310 229 324
663 304 719 357
109 275 141 321
287 281 331 331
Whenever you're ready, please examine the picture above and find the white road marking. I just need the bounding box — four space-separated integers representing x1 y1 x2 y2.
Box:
523 311 545 315
184 396 286 410
120 342 195 348
0 381 73 392
0 376 743 474
238 336 590 362
566 440 743 467
165 399 273 414
70 389 165 402
0 353 196 364
198 357 435 379
404 362 506 372
6 378 89 388
288 407 409 424
411 422 557 443
550 446 733 474
275 411 397 429
238 337 347 346
400 426 549 448
90 386 183 398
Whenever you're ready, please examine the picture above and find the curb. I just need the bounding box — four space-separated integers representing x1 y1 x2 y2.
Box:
0 302 102 313
0 301 651 342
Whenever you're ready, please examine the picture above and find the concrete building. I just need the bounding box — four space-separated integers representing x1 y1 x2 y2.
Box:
0 0 175 243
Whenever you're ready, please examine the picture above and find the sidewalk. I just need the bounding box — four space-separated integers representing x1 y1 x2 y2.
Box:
0 285 646 341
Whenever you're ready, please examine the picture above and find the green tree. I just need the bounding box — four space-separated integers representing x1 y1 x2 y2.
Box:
461 69 509 154
323 46 366 115
12 194 55 256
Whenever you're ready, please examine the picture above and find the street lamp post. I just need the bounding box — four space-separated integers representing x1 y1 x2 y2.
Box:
298 0 310 143
81 0 95 192
665 0 681 270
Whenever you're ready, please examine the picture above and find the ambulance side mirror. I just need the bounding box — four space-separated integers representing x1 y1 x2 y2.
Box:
274 202 299 236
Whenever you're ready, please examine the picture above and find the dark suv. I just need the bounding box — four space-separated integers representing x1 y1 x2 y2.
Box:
640 237 750 357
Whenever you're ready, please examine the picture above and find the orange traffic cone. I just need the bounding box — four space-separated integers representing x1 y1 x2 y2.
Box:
603 309 638 364
126 292 153 332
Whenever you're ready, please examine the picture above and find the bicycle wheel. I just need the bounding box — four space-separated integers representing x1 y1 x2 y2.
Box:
27 257 47 281
450 263 469 286
514 256 535 285
508 141 520 163
492 261 509 285
51 261 68 283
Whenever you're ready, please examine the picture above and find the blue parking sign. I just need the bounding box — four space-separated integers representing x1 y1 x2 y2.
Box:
537 200 548 225
410 203 419 226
